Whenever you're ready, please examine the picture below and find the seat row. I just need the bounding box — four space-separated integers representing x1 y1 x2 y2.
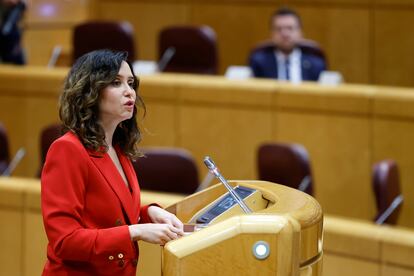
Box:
0 122 402 226
50 21 219 75
54 21 326 77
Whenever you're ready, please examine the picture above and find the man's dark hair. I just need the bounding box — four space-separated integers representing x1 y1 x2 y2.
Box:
270 7 302 28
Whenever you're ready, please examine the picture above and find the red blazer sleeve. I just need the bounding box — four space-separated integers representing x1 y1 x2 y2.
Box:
139 204 161 224
41 137 135 262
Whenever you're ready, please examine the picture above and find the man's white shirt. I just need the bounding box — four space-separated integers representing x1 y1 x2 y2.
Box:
275 48 302 83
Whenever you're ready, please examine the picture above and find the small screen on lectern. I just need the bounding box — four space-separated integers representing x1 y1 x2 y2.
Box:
196 186 255 224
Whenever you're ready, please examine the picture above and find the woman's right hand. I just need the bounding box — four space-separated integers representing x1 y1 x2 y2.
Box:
128 223 183 245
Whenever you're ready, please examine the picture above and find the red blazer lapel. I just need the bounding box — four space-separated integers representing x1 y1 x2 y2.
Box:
118 152 141 224
89 152 136 225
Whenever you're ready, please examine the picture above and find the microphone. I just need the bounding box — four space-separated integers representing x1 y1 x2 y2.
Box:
203 156 252 214
1 1 26 36
1 147 26 176
298 175 311 192
157 46 176 72
47 45 62 68
375 195 404 224
196 171 215 192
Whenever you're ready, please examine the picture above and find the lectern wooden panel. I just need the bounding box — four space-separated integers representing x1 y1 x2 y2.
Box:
162 180 323 275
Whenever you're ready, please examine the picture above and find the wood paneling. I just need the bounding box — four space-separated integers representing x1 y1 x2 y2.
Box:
375 0 414 6
2 67 414 228
95 0 374 83
373 88 414 118
372 119 414 232
23 213 47 276
25 98 60 176
382 265 414 276
20 0 414 86
373 9 414 86
23 29 71 66
0 96 27 175
190 4 275 74
23 0 93 66
0 210 22 276
0 66 63 176
97 2 189 61
372 87 414 228
140 102 177 147
139 75 180 147
382 227 414 269
137 242 162 276
3 178 414 276
290 0 372 4
276 83 373 114
0 177 187 276
275 111 374 219
295 6 371 83
324 216 414 276
26 0 90 24
179 105 272 179
323 254 380 276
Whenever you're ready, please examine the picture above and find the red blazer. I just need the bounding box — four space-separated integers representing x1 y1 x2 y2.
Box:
41 132 153 276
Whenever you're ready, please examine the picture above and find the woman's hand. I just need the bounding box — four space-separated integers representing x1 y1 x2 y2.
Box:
128 206 184 245
128 223 182 245
147 206 184 234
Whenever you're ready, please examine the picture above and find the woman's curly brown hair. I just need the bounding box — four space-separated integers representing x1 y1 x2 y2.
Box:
59 50 145 159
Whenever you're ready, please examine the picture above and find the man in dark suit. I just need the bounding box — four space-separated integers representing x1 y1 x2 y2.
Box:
0 0 25 65
249 8 326 82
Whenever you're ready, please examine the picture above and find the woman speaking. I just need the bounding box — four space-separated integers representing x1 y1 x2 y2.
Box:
41 50 184 275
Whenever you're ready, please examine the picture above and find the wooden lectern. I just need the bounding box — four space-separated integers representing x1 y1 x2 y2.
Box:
141 180 323 275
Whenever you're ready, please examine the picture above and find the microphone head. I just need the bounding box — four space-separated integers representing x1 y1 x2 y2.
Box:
158 46 177 72
166 46 176 56
203 156 216 171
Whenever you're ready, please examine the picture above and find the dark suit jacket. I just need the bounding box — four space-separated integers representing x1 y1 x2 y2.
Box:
249 45 326 81
41 132 154 276
0 2 25 64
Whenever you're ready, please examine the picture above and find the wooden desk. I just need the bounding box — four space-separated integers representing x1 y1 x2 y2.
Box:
1 177 413 276
0 176 185 276
0 65 413 228
324 216 414 276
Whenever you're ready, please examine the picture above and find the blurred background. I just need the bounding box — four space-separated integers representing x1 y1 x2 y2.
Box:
1 0 414 275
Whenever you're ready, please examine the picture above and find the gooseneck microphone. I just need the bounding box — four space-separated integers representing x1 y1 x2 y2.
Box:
1 147 26 176
203 156 252 214
157 46 176 72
